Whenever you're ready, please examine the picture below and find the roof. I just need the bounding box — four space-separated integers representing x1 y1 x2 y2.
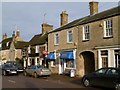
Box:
49 6 120 33
1 37 13 50
14 41 29 49
29 33 48 46
1 37 29 50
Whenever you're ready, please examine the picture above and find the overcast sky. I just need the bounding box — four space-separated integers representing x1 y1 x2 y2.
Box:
2 1 119 41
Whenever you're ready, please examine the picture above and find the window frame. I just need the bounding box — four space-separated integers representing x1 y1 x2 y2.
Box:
67 30 73 43
54 33 59 45
103 19 113 38
83 25 90 41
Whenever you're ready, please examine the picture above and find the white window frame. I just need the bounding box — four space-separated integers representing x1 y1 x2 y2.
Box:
54 33 59 45
6 42 9 47
67 30 73 43
104 19 113 37
35 46 39 53
28 45 31 54
83 25 90 41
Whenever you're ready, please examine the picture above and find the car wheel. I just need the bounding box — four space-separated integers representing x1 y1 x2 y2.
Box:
24 71 27 76
34 72 38 78
83 78 90 87
3 70 7 76
115 84 120 90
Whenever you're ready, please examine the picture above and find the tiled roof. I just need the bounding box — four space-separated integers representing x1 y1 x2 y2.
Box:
29 33 48 46
49 6 120 33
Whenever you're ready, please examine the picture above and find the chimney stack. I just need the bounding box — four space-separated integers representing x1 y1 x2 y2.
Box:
2 33 7 40
89 1 98 15
60 11 68 26
42 23 53 33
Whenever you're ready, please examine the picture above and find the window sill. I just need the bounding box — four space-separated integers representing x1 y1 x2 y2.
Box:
67 42 73 44
54 44 59 46
82 39 89 42
103 36 113 39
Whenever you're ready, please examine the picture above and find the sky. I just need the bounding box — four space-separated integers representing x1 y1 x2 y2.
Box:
1 0 119 41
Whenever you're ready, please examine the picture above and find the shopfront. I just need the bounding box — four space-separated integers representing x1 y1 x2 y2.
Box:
59 50 76 74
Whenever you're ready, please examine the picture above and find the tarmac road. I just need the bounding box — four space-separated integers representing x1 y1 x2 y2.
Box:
1 73 109 90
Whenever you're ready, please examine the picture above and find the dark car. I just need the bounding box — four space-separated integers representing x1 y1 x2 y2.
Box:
1 63 18 76
82 67 120 90
6 61 24 72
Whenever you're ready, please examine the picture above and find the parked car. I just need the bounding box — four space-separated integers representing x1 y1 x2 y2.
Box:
23 65 51 78
82 67 120 90
1 63 18 76
6 61 24 72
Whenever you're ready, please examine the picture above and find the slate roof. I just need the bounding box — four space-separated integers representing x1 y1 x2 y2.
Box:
49 5 120 33
29 32 48 46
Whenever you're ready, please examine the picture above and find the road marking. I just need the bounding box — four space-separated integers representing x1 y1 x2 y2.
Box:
8 80 16 83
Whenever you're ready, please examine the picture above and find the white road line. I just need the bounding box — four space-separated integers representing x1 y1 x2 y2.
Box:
8 80 16 83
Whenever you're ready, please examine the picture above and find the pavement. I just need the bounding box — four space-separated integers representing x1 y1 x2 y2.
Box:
48 74 82 85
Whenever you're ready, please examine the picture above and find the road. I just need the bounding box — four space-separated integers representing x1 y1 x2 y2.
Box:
1 74 108 90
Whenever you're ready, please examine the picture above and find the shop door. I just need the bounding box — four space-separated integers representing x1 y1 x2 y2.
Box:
60 59 64 74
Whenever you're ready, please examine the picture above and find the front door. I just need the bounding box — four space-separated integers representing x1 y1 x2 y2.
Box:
59 59 64 74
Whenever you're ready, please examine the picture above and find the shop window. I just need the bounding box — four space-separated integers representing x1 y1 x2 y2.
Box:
66 60 74 68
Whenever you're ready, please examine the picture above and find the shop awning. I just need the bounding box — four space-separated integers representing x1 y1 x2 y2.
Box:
46 52 55 60
60 51 74 59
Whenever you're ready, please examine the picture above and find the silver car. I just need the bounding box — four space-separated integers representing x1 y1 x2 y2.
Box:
23 65 51 78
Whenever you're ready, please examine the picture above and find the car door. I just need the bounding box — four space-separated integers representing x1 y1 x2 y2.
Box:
91 68 107 86
103 68 120 88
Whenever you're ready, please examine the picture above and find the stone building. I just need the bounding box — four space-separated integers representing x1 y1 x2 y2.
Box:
48 1 120 77
24 23 53 68
0 30 28 63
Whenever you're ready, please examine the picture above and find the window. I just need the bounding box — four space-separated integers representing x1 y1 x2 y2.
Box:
54 33 59 45
6 42 9 47
104 19 113 37
95 68 107 74
0 43 1 48
66 60 74 68
101 50 108 68
67 30 73 43
28 45 31 53
83 25 90 40
106 69 118 75
35 46 39 53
